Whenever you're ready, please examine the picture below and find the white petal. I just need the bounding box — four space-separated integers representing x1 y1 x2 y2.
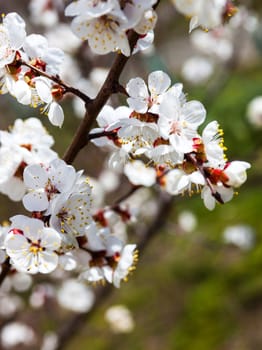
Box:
23 34 48 58
23 164 48 189
4 12 26 49
48 102 64 127
22 192 49 212
182 100 206 127
148 70 171 95
13 80 31 105
35 79 52 103
126 77 149 100
38 251 59 273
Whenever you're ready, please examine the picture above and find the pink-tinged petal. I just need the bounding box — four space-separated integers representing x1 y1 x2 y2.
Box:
48 102 64 127
148 70 171 96
38 251 59 273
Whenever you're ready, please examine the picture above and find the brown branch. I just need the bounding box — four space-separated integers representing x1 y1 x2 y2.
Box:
20 60 92 104
62 30 140 164
0 257 11 286
87 130 117 141
53 191 173 350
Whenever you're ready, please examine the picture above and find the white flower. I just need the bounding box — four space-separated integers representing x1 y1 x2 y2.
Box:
0 294 23 318
68 7 130 56
49 179 93 237
57 279 95 312
41 332 58 350
158 89 206 153
124 160 156 186
126 70 171 113
112 243 137 288
80 223 137 288
23 159 76 213
105 305 135 333
5 215 61 274
181 56 214 85
173 0 227 32
45 24 82 54
23 34 64 75
29 0 59 28
1 322 36 348
190 29 233 61
177 210 198 233
0 118 57 201
246 96 262 128
0 12 26 68
224 161 251 188
65 0 157 56
223 224 255 250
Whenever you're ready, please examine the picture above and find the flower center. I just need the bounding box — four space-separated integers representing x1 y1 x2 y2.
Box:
29 241 43 254
169 120 182 135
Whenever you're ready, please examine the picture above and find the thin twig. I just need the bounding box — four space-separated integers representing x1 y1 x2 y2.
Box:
0 257 10 286
20 60 92 104
62 30 140 164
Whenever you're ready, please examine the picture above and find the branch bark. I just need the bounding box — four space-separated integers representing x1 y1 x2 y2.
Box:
62 30 139 164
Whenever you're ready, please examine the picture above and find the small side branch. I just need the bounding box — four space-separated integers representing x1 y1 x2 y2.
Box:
20 60 92 104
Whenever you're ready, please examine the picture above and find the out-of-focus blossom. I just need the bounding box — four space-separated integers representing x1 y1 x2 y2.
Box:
105 304 135 333
181 56 214 85
223 224 255 250
1 322 36 348
246 96 262 128
177 210 198 233
57 279 95 312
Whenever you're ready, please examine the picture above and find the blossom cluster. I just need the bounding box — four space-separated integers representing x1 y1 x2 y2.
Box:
91 70 250 210
0 12 65 126
172 0 237 32
0 131 137 286
65 0 158 56
0 2 251 293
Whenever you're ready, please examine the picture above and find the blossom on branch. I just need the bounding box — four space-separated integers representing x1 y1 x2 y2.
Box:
65 0 157 56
